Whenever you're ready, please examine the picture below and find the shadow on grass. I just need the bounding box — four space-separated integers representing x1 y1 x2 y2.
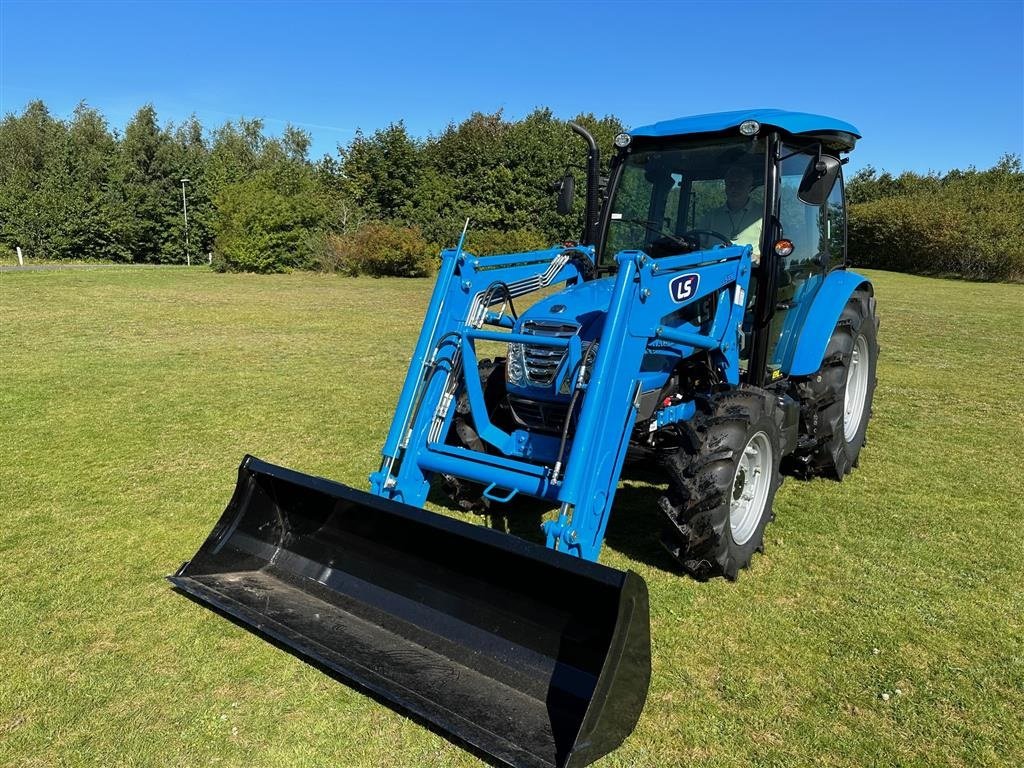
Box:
427 472 682 575
602 483 682 575
426 479 550 546
170 586 511 768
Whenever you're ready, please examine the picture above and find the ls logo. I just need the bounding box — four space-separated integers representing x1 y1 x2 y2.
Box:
669 273 700 303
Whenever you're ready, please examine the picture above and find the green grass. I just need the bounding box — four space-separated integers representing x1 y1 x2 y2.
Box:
1 266 1021 768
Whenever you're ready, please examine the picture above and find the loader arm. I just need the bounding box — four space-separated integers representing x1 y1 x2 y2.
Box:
370 244 594 505
372 243 753 561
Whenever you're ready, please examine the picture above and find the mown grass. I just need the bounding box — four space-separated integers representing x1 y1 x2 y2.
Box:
1 266 1021 768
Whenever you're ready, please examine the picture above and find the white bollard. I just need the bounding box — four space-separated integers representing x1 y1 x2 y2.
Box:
16 246 24 266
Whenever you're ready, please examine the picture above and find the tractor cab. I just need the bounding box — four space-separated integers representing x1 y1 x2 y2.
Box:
588 109 859 384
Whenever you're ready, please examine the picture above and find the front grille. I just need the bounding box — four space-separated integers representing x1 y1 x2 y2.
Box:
522 320 579 386
508 395 570 434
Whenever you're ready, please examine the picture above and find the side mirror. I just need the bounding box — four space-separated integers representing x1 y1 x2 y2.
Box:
555 173 575 215
798 154 841 206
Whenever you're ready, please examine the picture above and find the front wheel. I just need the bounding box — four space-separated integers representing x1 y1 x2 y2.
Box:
659 387 784 580
442 358 510 511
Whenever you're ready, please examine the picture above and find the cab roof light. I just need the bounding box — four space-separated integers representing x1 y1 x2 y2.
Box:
739 120 760 136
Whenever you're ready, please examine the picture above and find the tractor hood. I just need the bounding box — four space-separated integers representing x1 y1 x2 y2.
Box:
505 277 614 402
515 276 615 340
508 276 676 409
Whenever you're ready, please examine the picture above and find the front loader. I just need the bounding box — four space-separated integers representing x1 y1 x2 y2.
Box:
171 109 879 768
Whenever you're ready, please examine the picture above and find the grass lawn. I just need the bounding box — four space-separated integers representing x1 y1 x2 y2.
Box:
1 266 1021 768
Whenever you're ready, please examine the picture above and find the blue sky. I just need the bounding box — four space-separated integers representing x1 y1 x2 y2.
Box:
1 0 1021 174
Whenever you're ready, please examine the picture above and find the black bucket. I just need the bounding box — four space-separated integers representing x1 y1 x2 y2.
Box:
170 456 650 768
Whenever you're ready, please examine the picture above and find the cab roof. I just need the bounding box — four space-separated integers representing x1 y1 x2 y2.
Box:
630 109 860 151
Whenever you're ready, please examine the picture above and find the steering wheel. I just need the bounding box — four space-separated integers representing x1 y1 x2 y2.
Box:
680 229 732 247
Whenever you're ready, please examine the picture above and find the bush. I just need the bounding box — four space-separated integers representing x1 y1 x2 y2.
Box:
464 227 551 256
213 174 327 273
848 190 1024 282
322 221 435 277
846 155 1023 282
306 231 347 274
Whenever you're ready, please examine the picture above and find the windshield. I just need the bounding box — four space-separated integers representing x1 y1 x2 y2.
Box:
600 137 768 266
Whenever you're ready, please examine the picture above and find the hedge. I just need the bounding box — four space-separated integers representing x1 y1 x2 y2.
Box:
846 157 1023 282
313 222 435 277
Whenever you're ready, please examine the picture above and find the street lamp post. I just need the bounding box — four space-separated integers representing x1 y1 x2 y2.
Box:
180 178 191 266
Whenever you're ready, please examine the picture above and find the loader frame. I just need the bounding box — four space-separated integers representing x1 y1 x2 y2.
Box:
370 242 753 560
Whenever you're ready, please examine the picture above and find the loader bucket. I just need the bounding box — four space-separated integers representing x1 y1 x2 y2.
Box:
170 456 650 768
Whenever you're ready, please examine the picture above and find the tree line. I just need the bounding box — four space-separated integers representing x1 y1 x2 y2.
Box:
0 101 622 273
1 100 1020 280
846 156 1023 282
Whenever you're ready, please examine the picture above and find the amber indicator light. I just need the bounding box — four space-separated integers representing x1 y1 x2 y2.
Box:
774 239 794 257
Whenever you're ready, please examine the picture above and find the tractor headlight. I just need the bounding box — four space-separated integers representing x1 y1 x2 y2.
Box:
507 343 526 386
614 132 632 148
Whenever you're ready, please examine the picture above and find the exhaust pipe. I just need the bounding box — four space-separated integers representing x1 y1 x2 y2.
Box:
568 121 601 247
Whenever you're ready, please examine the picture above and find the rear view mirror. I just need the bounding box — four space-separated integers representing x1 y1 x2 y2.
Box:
798 154 841 206
556 173 575 215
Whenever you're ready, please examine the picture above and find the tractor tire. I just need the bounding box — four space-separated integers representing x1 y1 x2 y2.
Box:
658 387 784 580
442 358 511 512
784 288 879 480
451 358 506 453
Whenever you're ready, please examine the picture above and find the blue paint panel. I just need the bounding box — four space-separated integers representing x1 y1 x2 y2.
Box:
372 244 755 562
630 109 860 142
785 270 872 376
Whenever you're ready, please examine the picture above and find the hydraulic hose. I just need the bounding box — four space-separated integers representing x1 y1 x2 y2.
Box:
551 343 599 484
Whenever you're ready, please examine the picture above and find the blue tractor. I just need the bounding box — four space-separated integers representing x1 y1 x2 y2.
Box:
172 110 878 768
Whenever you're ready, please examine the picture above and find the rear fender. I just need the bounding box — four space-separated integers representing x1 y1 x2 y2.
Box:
783 269 872 377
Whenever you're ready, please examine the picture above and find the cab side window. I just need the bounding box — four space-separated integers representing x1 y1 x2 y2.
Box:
826 170 846 269
779 148 826 267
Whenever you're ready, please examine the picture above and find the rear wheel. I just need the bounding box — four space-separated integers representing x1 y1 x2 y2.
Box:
659 387 783 580
785 289 879 479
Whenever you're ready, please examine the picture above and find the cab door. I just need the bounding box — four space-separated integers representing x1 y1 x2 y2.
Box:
764 146 844 376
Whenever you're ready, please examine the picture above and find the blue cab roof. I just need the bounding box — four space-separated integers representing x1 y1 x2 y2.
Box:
630 109 861 145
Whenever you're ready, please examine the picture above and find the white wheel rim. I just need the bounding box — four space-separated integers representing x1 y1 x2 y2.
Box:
730 431 772 546
844 334 870 441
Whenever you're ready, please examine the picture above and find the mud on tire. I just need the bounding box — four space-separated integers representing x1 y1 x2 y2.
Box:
784 288 879 480
658 387 784 580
